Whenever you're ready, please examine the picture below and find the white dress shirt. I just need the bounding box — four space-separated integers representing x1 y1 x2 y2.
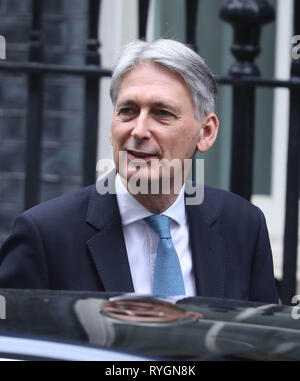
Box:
115 174 196 296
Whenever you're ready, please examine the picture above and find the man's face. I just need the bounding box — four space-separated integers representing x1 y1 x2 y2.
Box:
110 62 210 188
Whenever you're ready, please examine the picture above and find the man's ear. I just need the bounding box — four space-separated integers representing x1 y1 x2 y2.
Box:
109 131 112 145
196 113 219 153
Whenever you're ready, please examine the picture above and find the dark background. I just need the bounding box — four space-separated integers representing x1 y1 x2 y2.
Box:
0 0 88 245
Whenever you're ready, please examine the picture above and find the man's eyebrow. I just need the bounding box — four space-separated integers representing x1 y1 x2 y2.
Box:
151 102 180 114
116 99 137 108
115 99 181 114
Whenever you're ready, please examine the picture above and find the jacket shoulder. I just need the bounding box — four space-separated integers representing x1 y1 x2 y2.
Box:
23 185 96 223
203 185 264 222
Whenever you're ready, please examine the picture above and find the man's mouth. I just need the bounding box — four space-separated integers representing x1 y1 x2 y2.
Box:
126 150 159 162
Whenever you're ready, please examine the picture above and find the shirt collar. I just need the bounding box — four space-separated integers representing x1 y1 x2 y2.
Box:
115 173 186 226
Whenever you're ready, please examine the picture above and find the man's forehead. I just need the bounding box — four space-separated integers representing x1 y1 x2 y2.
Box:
116 62 193 107
119 62 188 90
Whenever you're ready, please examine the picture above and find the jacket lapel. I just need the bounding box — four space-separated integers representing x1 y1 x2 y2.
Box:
186 187 226 298
85 173 134 292
85 175 226 296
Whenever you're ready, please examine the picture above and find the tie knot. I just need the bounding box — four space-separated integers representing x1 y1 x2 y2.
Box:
144 214 171 239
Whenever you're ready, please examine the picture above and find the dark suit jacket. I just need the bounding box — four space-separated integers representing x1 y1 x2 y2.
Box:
0 177 278 303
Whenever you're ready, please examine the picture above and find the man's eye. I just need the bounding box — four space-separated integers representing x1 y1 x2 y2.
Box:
156 109 173 118
119 107 134 115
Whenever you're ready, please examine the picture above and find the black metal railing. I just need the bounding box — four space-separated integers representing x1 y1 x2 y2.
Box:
281 0 300 305
217 0 300 306
220 0 275 201
25 0 44 210
0 0 299 305
0 0 111 210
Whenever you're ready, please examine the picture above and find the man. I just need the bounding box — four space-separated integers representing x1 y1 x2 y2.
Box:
0 39 278 303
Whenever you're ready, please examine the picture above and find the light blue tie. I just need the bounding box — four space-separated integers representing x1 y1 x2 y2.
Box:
144 214 185 296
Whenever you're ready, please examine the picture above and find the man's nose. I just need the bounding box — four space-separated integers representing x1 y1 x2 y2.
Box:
131 111 151 140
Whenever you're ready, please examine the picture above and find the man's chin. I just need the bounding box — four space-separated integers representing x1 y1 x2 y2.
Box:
126 171 182 196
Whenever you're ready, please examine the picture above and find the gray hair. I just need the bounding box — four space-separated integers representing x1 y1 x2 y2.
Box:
110 39 217 120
